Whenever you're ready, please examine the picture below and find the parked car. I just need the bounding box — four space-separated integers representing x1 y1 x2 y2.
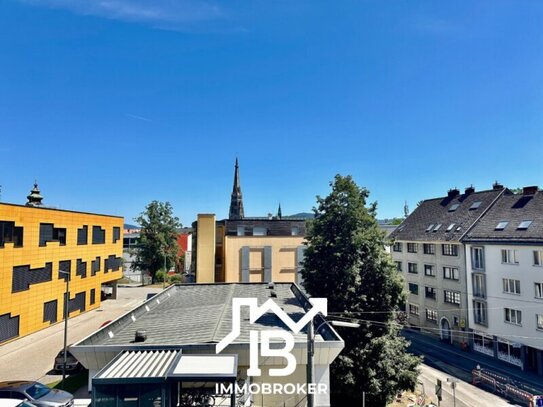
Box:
53 349 81 373
0 381 73 407
0 399 37 407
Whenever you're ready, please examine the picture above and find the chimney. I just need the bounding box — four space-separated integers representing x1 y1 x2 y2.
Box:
134 329 147 342
447 188 460 198
492 181 504 190
523 186 538 195
464 185 475 195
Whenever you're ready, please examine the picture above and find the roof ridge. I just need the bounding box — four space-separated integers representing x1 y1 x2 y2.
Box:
211 284 236 343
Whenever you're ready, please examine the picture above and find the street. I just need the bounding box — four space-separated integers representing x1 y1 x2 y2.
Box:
417 363 512 407
0 286 159 383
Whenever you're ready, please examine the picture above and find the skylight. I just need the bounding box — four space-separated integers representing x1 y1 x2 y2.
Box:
456 226 462 231
426 224 435 232
446 223 455 232
469 201 482 210
495 221 509 231
433 224 442 232
517 220 533 230
448 204 460 212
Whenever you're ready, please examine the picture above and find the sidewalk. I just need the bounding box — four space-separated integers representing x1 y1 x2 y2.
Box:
403 329 543 394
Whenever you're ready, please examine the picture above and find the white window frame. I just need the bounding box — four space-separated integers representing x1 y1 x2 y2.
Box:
534 250 543 267
444 290 461 305
471 246 485 270
424 264 435 277
409 304 419 316
501 249 519 264
443 266 459 281
504 308 522 325
502 278 521 295
535 282 543 299
537 314 543 330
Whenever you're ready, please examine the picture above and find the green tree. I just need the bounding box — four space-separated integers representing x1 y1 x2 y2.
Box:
302 175 420 406
132 201 181 282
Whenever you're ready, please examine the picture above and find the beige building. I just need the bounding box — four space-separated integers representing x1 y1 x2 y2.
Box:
193 159 308 284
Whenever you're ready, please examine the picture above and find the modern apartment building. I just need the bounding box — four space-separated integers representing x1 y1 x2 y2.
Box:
193 160 307 284
464 186 543 376
0 183 123 344
389 184 506 345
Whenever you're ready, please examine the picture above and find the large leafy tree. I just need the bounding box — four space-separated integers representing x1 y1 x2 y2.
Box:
132 201 181 281
302 175 420 406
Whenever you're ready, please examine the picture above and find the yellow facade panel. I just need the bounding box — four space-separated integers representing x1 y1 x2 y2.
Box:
0 203 123 345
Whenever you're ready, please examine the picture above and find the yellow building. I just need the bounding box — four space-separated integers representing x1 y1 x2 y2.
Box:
0 183 123 344
193 160 307 284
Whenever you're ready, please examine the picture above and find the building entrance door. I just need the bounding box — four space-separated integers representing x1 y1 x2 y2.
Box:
440 318 451 343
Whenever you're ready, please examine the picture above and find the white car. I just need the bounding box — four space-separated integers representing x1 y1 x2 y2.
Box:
0 399 37 407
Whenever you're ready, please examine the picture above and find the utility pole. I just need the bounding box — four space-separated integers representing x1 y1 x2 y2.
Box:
306 319 315 407
59 270 70 389
447 377 458 407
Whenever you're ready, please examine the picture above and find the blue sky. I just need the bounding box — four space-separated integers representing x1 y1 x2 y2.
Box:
1 0 542 226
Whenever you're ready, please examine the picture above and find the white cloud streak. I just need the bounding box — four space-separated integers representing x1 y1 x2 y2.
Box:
19 0 224 25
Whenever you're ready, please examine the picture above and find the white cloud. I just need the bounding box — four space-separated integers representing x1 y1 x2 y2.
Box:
19 0 224 25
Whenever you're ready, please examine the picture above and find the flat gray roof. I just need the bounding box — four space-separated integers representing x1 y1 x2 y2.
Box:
75 283 338 347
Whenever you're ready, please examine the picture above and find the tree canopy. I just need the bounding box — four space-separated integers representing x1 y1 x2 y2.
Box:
302 175 420 406
132 201 181 281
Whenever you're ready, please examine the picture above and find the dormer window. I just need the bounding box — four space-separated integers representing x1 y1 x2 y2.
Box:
495 221 509 231
517 220 533 230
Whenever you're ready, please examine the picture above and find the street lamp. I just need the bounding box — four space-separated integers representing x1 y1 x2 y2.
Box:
58 270 70 389
307 319 360 407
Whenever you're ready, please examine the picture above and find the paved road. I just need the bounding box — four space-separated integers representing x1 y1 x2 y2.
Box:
0 286 159 383
417 363 512 407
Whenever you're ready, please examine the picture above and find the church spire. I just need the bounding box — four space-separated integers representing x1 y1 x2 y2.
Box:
277 203 282 219
229 158 244 219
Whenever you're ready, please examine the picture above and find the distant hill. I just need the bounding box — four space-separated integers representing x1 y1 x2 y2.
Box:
124 223 140 229
286 212 314 219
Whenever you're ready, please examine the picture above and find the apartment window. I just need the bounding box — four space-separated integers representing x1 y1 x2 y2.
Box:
472 274 486 298
395 261 402 272
501 249 519 264
503 278 521 295
0 221 24 248
537 314 543 330
408 283 419 295
471 247 485 270
407 243 418 253
424 264 435 277
534 250 543 266
112 227 121 243
504 308 522 325
448 203 460 212
77 226 88 245
517 220 533 230
409 304 419 316
473 301 487 325
392 242 402 252
92 226 106 244
534 282 543 299
90 289 96 305
444 290 461 305
425 286 437 300
426 309 438 323
291 226 300 236
408 263 418 274
39 223 66 246
443 266 459 281
237 226 246 236
423 244 435 255
253 227 267 236
442 244 458 256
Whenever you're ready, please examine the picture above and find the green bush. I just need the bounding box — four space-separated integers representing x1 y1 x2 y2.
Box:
169 274 182 284
155 270 167 283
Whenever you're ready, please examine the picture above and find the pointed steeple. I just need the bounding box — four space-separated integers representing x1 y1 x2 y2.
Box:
26 180 44 207
229 158 244 219
277 203 282 219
